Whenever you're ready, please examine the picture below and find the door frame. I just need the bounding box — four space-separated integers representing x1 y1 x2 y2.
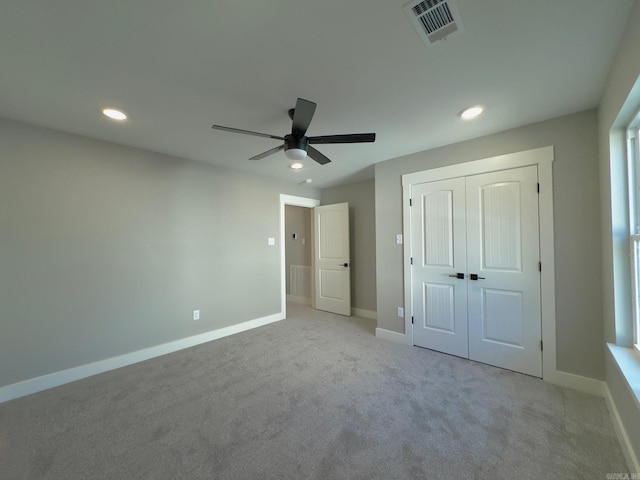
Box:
401 146 557 381
280 194 320 318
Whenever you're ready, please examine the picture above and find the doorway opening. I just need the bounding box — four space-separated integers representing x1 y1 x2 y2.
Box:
285 204 313 306
280 195 320 318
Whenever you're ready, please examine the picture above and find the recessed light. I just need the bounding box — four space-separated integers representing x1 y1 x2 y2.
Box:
102 108 127 121
459 105 484 120
290 162 304 170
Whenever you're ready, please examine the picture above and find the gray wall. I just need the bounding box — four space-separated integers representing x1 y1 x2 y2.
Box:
0 117 319 388
598 0 640 463
375 109 603 379
284 205 311 295
321 179 377 313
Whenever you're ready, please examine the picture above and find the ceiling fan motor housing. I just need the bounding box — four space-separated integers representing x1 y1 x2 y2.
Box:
285 134 308 153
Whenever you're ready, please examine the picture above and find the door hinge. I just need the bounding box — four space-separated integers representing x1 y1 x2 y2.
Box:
537 183 540 193
538 261 542 272
409 198 413 207
540 340 543 351
411 257 413 265
411 316 414 325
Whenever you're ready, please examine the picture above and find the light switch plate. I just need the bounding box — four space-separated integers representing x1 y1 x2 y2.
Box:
396 234 403 244
268 237 276 246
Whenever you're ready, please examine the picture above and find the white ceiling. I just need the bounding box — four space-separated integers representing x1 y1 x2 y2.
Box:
0 0 634 188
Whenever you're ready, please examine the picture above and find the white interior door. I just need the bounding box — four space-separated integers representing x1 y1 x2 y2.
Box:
466 166 542 377
409 165 542 377
411 178 469 358
314 202 351 316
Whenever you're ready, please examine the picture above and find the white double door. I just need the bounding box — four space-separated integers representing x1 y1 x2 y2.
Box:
410 166 542 377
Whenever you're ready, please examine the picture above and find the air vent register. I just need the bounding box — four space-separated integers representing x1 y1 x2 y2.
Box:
403 0 465 47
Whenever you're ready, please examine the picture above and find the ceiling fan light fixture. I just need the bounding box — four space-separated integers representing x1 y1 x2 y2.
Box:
285 148 307 161
284 134 309 161
459 105 484 120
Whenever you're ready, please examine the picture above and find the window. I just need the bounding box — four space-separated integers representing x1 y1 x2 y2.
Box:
627 120 640 349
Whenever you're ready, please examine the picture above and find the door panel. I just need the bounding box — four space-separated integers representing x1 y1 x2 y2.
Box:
423 189 456 268
423 283 455 332
314 203 351 316
319 269 347 300
481 289 524 346
479 181 522 271
466 166 542 377
411 178 468 358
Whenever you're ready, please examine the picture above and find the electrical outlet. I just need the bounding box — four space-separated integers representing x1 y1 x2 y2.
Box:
268 237 276 246
397 307 404 318
193 310 200 321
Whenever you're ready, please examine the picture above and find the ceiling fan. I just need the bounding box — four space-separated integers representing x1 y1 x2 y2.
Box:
212 98 376 165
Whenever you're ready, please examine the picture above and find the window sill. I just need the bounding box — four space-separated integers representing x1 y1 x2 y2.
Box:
608 343 640 410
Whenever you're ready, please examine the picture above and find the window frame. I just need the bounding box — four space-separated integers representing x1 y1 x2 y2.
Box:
627 118 640 351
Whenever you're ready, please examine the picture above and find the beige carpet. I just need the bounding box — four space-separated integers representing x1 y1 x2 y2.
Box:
0 302 630 479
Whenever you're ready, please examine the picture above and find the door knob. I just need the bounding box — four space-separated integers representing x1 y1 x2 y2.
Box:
469 274 485 280
340 263 349 267
448 273 465 279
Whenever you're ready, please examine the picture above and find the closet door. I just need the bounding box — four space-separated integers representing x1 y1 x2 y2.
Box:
411 177 468 358
465 166 542 377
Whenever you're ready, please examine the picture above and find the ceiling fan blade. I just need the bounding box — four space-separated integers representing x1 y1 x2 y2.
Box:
307 133 376 144
212 125 284 141
249 144 284 161
307 146 331 165
291 98 317 136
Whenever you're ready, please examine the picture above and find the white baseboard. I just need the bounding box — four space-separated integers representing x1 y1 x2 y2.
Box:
604 384 640 473
352 308 377 320
376 327 410 345
286 295 311 306
0 311 285 404
547 370 606 397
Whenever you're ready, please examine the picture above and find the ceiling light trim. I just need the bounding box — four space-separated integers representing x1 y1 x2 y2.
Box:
459 105 484 120
102 108 128 121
